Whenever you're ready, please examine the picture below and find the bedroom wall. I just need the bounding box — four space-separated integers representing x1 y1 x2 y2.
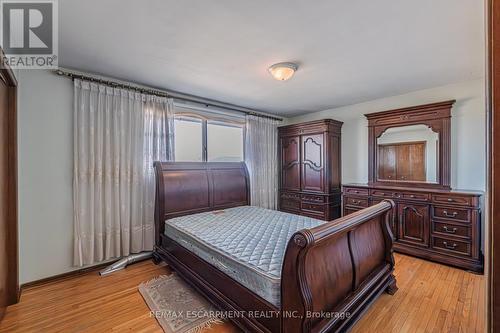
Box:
17 71 485 283
17 69 81 283
285 79 487 192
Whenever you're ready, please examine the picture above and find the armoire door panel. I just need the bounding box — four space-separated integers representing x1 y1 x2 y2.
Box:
280 136 300 190
398 203 429 248
301 134 324 192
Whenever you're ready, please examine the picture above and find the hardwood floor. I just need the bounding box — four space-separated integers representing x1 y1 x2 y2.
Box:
352 254 485 333
0 254 484 333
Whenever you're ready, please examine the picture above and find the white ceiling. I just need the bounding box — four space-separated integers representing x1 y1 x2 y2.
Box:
59 0 485 116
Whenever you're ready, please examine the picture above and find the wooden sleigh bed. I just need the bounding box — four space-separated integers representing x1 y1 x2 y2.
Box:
153 162 397 333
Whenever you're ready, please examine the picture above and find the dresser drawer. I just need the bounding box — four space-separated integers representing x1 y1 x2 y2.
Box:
301 194 325 203
432 194 475 207
433 206 470 223
280 192 301 212
281 192 301 201
280 199 300 212
370 189 397 199
301 202 324 212
343 206 362 216
432 221 471 239
401 192 430 202
344 197 369 208
301 202 325 217
343 187 369 196
432 236 471 257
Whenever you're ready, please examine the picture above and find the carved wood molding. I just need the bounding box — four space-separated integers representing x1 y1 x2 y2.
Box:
365 100 455 190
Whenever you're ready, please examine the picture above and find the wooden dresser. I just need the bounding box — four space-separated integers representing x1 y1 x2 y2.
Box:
342 184 483 272
278 119 342 221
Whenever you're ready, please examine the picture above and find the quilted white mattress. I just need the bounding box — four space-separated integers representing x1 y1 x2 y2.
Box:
164 205 324 306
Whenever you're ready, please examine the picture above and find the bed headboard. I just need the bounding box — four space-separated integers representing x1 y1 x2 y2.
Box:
154 162 250 245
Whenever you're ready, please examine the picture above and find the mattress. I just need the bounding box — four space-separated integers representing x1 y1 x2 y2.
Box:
164 206 324 307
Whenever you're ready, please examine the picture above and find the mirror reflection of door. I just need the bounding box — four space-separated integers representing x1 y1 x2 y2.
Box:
377 124 439 183
378 141 426 181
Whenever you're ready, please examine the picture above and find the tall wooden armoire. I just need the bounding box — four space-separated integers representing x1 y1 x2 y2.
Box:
278 119 342 221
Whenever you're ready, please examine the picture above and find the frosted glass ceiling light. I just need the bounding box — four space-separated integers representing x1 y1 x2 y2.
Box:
268 62 298 81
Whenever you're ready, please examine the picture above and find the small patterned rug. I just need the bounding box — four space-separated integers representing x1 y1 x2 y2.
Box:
139 274 223 333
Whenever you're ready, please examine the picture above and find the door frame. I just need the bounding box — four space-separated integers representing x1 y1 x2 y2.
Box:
0 48 18 320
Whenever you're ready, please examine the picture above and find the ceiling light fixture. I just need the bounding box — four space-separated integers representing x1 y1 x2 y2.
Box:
268 62 298 81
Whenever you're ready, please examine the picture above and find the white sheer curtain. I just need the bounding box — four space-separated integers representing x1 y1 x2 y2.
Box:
73 79 174 266
244 115 279 209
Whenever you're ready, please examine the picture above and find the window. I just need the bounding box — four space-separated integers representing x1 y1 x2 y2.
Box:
174 114 244 162
207 121 244 162
174 116 203 162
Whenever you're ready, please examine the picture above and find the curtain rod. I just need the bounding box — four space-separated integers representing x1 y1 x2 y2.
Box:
54 69 283 121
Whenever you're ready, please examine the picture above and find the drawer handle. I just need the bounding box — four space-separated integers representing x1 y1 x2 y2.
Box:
443 210 458 218
395 193 401 198
443 226 457 234
442 241 457 250
447 198 454 202
351 200 361 205
409 195 415 198
353 190 359 194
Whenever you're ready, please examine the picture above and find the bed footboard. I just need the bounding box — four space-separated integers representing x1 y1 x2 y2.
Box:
281 200 396 333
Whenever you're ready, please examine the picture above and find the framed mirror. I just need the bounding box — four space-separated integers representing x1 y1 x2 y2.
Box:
365 100 455 190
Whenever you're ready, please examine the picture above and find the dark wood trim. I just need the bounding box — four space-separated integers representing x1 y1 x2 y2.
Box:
377 140 427 147
20 259 121 290
0 48 18 318
364 100 455 121
365 101 454 190
489 0 499 331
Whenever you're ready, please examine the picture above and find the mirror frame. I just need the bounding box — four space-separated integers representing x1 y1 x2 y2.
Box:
365 100 455 190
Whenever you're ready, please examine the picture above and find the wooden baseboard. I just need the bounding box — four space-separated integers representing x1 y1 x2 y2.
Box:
20 259 121 291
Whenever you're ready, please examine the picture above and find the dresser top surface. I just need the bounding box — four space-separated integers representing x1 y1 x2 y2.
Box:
343 183 483 196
